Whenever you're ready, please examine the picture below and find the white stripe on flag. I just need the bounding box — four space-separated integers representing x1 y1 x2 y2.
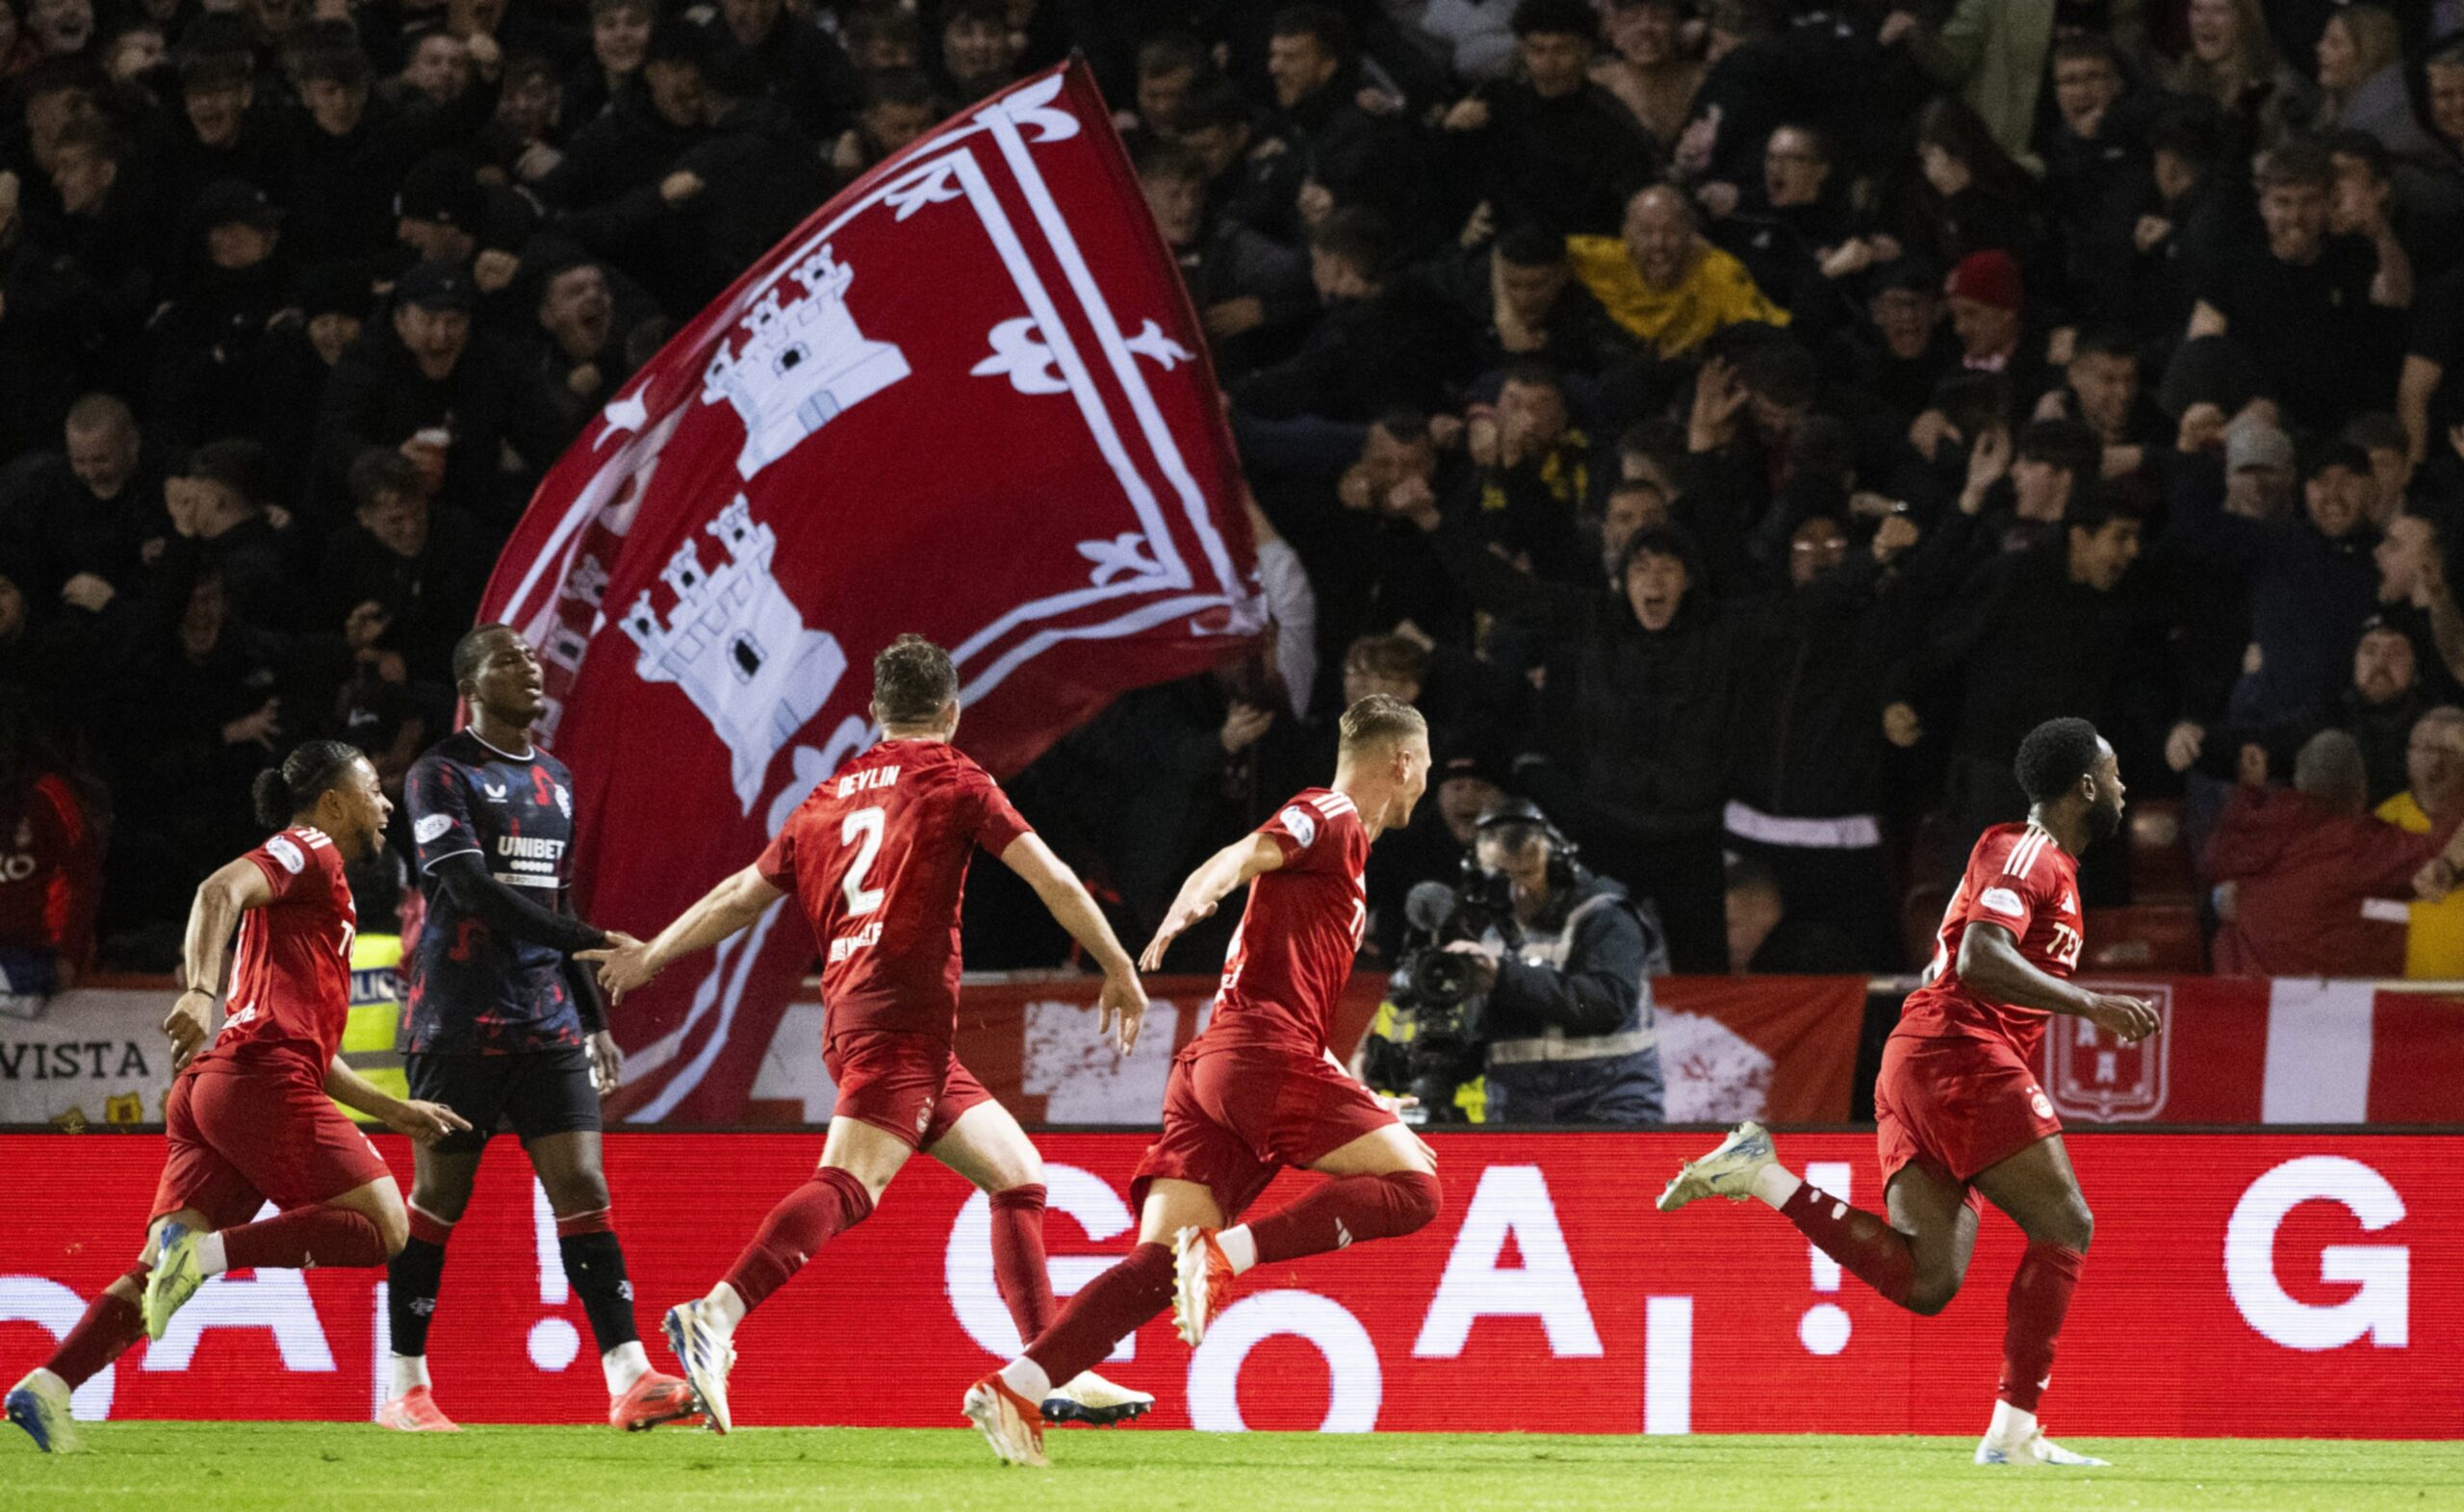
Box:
2261 979 2374 1123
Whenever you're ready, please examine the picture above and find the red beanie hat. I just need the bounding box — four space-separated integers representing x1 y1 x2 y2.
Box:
1945 249 2022 312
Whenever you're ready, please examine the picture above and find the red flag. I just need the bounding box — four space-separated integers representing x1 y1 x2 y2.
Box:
1652 976 1865 1123
478 62 1262 1121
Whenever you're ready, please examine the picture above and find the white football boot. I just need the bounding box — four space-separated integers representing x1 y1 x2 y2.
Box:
1975 1427 2109 1467
962 1375 1048 1467
6 1370 80 1453
1041 1371 1155 1426
661 1300 737 1435
1656 1121 1778 1212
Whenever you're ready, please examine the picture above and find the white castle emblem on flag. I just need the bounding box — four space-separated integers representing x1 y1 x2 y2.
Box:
703 243 911 479
623 499 850 813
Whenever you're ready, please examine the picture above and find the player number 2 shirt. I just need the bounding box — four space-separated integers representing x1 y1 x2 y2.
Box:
190 826 357 1081
1896 822 2084 1062
757 739 1031 1045
1198 788 1371 1058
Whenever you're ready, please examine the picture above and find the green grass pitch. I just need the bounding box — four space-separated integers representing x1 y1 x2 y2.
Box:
10 1424 2462 1511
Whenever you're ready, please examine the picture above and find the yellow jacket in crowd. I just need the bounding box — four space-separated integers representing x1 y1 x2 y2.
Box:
2373 791 2464 977
1565 236 1788 358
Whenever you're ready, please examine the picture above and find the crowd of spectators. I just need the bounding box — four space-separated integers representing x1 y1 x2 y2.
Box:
9 0 2464 987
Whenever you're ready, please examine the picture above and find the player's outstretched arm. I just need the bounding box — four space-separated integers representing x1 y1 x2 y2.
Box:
999 833 1148 1054
324 1055 472 1145
1139 833 1285 973
429 853 609 955
164 857 276 1069
578 863 785 1004
1957 922 2157 1041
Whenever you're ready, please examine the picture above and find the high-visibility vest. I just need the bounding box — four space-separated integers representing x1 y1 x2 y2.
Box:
1367 998 1487 1123
336 932 408 1117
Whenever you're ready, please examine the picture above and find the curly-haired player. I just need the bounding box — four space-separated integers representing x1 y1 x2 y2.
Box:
7 743 467 1454
1660 717 2157 1467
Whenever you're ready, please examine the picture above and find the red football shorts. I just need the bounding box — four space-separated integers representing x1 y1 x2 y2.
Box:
824 1029 994 1150
1131 1045 1400 1220
1874 1031 2063 1214
150 1062 394 1228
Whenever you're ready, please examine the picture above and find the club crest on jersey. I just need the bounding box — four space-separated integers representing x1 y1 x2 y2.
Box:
413 814 453 845
1279 806 1317 848
264 835 304 874
1979 885 2025 918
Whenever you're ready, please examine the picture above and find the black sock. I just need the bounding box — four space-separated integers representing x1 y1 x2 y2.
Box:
386 1237 449 1360
559 1231 640 1354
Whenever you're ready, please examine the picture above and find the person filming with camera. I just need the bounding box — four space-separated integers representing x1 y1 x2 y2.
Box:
1429 800 1668 1125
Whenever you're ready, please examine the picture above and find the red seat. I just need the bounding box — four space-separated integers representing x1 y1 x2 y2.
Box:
2128 799 2197 904
1901 882 1949 972
2082 904 2206 972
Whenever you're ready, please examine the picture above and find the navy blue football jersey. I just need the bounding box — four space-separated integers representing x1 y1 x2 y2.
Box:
403 730 585 1055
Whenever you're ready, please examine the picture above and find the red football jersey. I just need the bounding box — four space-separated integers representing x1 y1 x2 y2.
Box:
190 827 358 1079
757 739 1031 1044
1199 788 1371 1056
1897 822 2084 1060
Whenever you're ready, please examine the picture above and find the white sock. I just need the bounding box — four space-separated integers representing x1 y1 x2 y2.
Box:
996 1357 1051 1402
705 1282 746 1333
1989 1398 2037 1444
603 1340 650 1396
1216 1225 1258 1276
193 1231 229 1276
389 1354 430 1397
1750 1164 1803 1211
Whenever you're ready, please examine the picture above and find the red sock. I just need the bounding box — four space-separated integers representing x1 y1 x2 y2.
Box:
988 1184 1055 1345
44 1270 147 1388
1780 1184 1914 1308
220 1208 387 1270
1022 1242 1172 1387
721 1167 873 1313
1248 1171 1443 1267
1999 1241 2085 1412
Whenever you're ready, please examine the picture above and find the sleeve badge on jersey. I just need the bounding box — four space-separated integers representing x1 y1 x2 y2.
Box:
1979 885 2025 918
556 783 572 819
1279 806 1318 848
413 813 452 845
265 834 305 874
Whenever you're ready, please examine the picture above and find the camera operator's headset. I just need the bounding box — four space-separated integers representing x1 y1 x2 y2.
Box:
1465 798 1584 898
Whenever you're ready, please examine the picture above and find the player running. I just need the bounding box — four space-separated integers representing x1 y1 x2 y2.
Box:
6 743 468 1453
377 626 695 1433
585 634 1154 1434
962 694 1445 1469
1660 718 2156 1466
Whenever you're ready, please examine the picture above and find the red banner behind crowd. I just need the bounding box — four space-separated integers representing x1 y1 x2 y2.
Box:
12 976 2460 1130
3 1133 2454 1438
2034 978 2464 1125
475 63 1260 1123
732 972 1867 1128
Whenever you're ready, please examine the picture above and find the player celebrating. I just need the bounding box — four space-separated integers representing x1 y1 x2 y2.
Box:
585 634 1154 1433
1659 718 2154 1466
379 626 694 1433
962 694 1445 1469
6 743 468 1453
